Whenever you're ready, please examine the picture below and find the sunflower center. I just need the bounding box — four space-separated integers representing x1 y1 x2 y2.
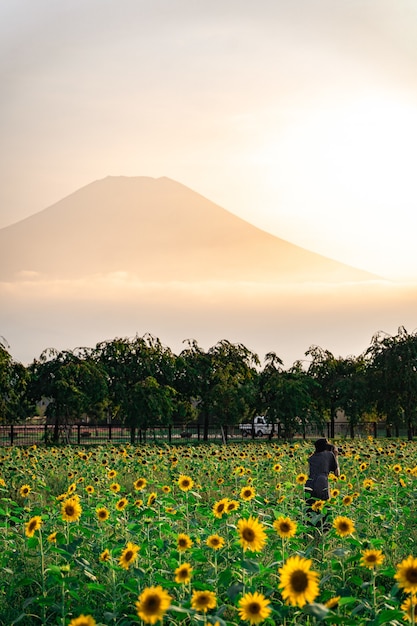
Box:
290 570 308 592
65 505 75 516
144 595 161 613
339 522 349 532
248 601 261 615
367 555 377 563
281 523 290 533
405 567 417 583
125 550 133 561
242 528 255 542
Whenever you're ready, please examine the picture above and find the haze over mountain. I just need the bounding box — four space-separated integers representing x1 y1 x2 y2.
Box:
1 176 416 368
0 176 377 284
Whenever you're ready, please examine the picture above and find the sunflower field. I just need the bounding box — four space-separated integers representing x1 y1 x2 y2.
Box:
1 438 417 625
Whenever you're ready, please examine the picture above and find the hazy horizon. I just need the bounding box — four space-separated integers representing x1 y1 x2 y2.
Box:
2 1 417 280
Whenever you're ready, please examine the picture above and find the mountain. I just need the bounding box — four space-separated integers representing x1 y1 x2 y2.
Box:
0 176 377 283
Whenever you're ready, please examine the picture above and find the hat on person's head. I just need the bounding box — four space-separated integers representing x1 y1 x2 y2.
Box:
314 438 329 453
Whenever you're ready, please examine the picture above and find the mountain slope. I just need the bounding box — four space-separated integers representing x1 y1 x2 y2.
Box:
0 176 378 283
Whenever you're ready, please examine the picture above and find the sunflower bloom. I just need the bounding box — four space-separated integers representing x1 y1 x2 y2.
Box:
100 548 111 562
395 556 417 594
206 534 225 550
116 497 128 511
109 482 120 493
19 484 31 497
333 516 355 538
237 516 267 552
178 474 194 491
226 499 240 514
240 485 256 501
68 616 96 626
278 555 320 607
191 590 217 613
85 485 94 494
135 585 171 624
47 531 57 543
119 541 140 570
147 492 157 506
296 473 308 485
177 533 193 552
133 477 147 491
238 591 271 625
360 549 385 569
342 495 353 506
401 595 417 622
174 562 193 584
96 506 110 522
25 515 42 538
212 498 229 518
61 497 82 522
325 596 341 609
273 516 297 539
311 500 325 512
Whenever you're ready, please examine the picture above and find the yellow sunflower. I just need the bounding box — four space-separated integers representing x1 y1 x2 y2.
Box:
237 516 267 552
240 485 256 501
363 478 375 490
273 463 282 472
177 533 193 552
212 497 229 518
174 562 193 584
99 548 111 562
395 556 417 594
191 590 217 613
133 477 147 491
135 585 172 624
360 549 385 569
178 474 194 491
147 492 157 506
19 484 31 497
206 534 225 550
296 473 308 485
311 500 325 512
68 615 96 626
273 516 297 539
278 555 320 607
109 482 121 493
116 497 128 511
238 591 271 625
162 485 171 493
342 495 353 506
47 531 57 543
333 516 355 538
107 469 117 479
325 596 341 609
401 595 417 622
25 515 42 538
96 507 110 522
85 485 94 495
226 499 240 514
119 541 140 570
61 496 82 522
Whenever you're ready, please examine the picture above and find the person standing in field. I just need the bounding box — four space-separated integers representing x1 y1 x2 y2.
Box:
305 438 340 521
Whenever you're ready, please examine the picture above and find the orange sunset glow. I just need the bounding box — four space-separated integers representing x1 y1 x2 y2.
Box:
1 1 417 366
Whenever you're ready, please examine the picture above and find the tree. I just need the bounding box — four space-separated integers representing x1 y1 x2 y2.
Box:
261 354 320 439
365 327 417 439
27 347 108 441
179 339 260 440
94 334 178 434
0 338 32 423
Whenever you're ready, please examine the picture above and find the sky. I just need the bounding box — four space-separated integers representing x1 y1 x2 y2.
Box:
2 0 417 281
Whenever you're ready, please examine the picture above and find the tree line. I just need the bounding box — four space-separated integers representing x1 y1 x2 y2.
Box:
1 326 417 441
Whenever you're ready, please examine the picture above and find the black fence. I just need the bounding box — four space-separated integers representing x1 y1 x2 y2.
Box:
0 421 399 447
